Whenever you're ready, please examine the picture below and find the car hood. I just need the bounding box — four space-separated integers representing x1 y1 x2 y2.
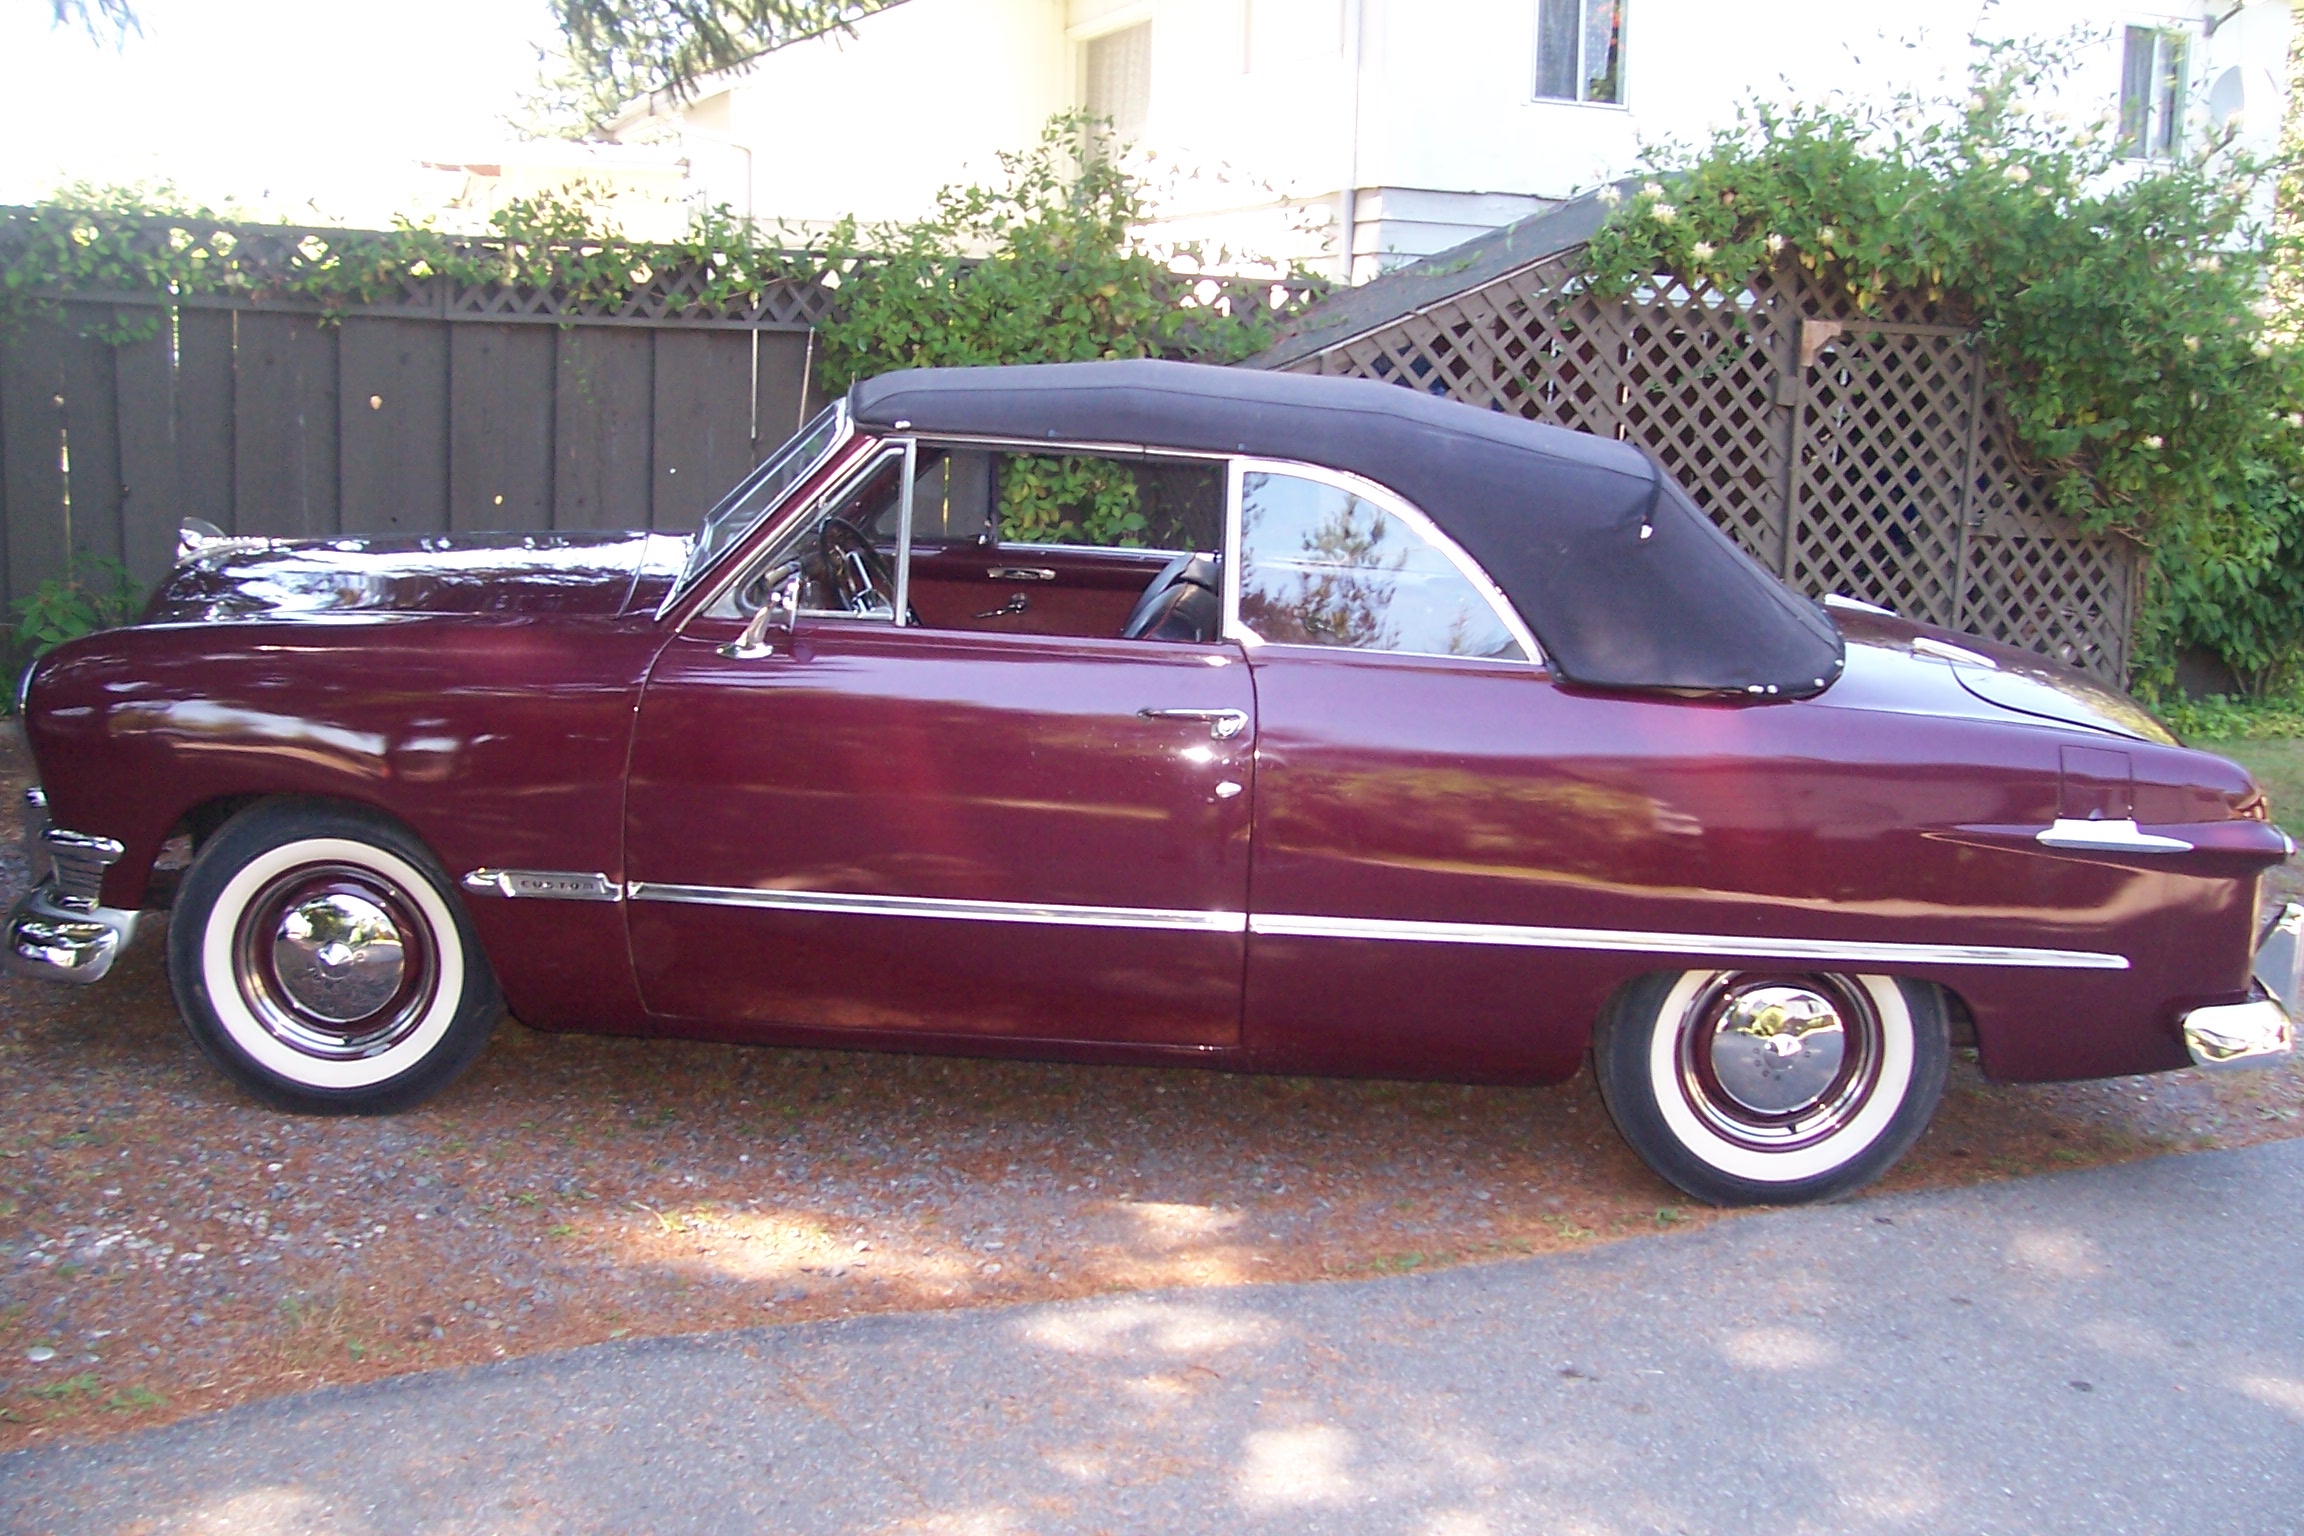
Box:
1821 607 2176 744
142 531 689 624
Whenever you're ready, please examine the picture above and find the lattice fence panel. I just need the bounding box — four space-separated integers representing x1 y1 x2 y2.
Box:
1959 394 2137 673
1788 327 1976 627
1618 272 1792 567
1279 251 2136 680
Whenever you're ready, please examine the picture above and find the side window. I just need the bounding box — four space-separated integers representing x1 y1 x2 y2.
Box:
993 453 1222 552
872 450 992 546
1234 470 1528 661
707 449 912 620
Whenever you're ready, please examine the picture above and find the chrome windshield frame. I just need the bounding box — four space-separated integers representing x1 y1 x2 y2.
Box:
656 400 854 619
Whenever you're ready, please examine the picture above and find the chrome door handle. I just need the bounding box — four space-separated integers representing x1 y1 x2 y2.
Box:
989 566 1056 582
1138 707 1249 740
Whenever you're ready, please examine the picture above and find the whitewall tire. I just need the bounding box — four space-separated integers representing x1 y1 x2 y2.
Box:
167 802 501 1114
1592 969 1950 1206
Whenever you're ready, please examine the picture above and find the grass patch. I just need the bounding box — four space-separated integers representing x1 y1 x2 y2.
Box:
29 1373 101 1401
2195 737 2304 830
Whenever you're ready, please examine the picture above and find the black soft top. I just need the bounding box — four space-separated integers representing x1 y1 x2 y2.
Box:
849 360 1844 697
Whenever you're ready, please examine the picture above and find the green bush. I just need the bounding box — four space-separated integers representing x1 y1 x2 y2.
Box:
9 559 142 708
997 455 1148 547
3 117 1313 370
807 113 1309 392
1581 40 2303 692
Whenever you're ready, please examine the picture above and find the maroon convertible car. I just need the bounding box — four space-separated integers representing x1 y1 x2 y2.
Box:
10 361 2297 1204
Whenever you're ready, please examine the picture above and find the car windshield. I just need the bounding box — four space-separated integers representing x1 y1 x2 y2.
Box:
667 403 847 608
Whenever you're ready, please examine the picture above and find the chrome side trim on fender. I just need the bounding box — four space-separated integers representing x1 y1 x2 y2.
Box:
461 869 622 902
1245 912 2130 971
2035 818 2193 854
43 827 125 911
616 881 2128 970
626 883 1248 933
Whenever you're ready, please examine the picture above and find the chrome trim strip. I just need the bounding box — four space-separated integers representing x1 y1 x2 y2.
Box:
893 435 917 626
2035 818 2193 854
461 869 622 902
42 827 124 912
869 430 1235 463
615 880 2127 970
1911 635 1998 669
1245 912 2130 971
625 882 1247 933
660 401 854 620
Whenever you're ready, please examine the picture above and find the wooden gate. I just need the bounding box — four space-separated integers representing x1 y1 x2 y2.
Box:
1263 240 2138 681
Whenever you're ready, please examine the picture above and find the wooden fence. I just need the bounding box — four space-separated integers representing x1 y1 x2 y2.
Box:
0 263 831 605
1256 223 2140 681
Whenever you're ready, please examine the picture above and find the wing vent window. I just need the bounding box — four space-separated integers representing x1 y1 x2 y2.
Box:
1235 471 1526 661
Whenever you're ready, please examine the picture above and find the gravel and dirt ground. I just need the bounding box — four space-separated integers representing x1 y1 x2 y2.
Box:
4 742 2302 1453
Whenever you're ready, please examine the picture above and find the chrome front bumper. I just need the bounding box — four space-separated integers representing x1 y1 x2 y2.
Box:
2181 902 2301 1072
5 786 138 986
4 882 139 984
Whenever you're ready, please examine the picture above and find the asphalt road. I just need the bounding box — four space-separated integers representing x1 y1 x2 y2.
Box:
7 1141 2304 1536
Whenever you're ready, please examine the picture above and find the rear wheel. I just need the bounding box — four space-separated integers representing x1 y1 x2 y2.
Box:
1592 970 1949 1206
167 802 500 1114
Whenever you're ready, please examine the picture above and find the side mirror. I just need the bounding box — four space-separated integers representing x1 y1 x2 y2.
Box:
719 572 803 660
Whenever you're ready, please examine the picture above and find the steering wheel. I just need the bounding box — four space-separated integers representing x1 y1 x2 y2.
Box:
818 517 896 617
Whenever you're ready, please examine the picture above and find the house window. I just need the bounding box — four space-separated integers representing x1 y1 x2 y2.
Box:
1086 22 1153 141
2119 26 2187 160
1535 0 1623 104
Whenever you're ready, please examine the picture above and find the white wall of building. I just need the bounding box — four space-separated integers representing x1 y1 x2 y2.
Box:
622 0 1073 238
617 0 2294 277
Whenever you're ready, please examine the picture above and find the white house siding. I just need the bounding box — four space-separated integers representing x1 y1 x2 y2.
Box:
618 0 2294 280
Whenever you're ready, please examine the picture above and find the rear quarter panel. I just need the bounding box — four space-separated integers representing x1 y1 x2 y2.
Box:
1243 649 2271 1086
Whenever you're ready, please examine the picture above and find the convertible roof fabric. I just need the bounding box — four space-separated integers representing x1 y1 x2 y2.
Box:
849 360 1844 696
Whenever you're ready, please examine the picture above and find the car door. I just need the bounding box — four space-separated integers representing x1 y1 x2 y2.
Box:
1226 460 1603 1081
623 439 1254 1048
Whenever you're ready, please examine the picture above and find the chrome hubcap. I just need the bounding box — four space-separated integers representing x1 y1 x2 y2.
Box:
1678 975 1883 1150
270 892 406 1024
233 866 437 1060
1707 985 1846 1115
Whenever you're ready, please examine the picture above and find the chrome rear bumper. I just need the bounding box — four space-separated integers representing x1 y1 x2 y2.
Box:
2180 902 2301 1072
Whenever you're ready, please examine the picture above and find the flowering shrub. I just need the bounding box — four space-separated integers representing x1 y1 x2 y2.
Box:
1 115 1312 374
807 114 1308 392
1582 43 2303 692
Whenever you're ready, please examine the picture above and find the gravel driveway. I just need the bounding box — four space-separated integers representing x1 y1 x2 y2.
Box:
4 740 2301 1451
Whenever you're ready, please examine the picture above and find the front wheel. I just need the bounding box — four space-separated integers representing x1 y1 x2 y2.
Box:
167 802 501 1114
1592 970 1949 1206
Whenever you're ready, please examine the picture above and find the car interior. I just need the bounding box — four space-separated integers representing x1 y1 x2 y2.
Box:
709 445 1228 644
